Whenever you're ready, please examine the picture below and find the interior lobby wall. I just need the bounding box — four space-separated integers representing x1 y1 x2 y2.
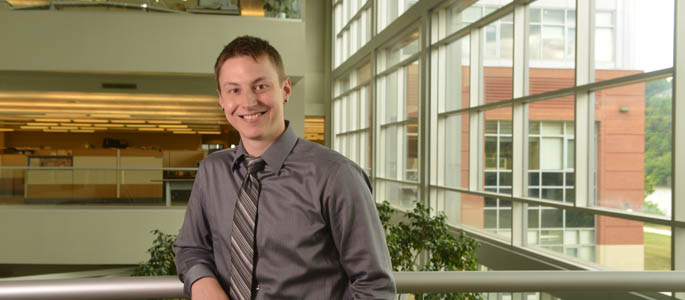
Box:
0 206 186 264
0 11 306 77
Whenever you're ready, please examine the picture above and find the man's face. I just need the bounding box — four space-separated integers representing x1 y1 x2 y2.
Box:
218 55 290 146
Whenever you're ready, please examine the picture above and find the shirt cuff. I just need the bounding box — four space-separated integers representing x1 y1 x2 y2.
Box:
182 264 216 297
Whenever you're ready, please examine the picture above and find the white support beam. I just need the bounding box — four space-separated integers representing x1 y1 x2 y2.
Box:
511 2 528 247
469 28 482 191
574 0 595 208
673 0 685 286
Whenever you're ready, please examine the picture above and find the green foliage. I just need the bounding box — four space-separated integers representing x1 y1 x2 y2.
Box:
134 230 178 277
378 201 481 300
644 89 672 197
643 200 666 216
645 79 671 99
263 0 291 17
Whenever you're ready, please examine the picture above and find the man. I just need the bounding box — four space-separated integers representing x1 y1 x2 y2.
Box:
173 35 395 300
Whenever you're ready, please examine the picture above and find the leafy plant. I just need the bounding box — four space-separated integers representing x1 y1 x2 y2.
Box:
263 0 291 17
377 201 481 300
134 229 177 276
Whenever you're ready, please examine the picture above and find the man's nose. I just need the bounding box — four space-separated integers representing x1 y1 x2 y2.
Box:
240 90 258 106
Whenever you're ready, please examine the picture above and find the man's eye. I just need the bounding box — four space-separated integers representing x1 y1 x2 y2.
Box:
255 84 268 91
228 88 240 94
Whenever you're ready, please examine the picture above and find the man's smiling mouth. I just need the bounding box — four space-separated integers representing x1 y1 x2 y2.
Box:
241 112 266 120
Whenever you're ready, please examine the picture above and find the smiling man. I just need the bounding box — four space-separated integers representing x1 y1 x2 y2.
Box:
173 36 395 300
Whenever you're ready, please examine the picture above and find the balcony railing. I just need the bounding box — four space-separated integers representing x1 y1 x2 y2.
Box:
1 271 684 299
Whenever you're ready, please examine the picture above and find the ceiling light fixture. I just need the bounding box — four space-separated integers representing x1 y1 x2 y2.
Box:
126 124 157 128
51 126 79 130
115 120 146 124
74 119 109 123
89 114 132 118
27 122 58 126
34 118 71 122
148 120 183 124
94 124 125 128
138 128 165 131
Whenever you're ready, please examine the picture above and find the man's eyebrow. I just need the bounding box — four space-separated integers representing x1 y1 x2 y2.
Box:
222 82 240 88
251 77 268 84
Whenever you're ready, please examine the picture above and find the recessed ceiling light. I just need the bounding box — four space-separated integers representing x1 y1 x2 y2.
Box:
159 125 188 128
89 114 131 118
94 124 125 128
43 129 68 133
115 120 146 124
35 118 71 122
126 124 157 128
198 131 222 135
139 128 165 131
74 119 109 123
27 122 58 126
71 129 95 133
0 128 15 132
51 126 79 130
148 120 183 124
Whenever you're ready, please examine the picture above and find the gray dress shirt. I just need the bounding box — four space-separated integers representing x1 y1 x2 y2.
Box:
173 123 396 299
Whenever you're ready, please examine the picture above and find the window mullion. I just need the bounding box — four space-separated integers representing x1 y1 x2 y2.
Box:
469 27 482 191
574 0 594 208
674 0 685 278
511 2 528 247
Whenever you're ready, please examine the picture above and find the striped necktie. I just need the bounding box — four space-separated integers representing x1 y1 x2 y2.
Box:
230 156 265 300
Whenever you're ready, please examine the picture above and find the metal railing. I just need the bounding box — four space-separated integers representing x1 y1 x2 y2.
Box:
1 271 684 299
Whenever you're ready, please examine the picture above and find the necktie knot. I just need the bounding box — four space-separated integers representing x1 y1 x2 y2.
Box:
245 156 265 175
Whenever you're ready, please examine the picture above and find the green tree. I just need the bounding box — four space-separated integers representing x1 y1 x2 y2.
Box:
644 90 672 198
378 201 481 300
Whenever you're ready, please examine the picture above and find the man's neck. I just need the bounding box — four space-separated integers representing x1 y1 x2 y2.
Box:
241 126 287 157
242 139 273 158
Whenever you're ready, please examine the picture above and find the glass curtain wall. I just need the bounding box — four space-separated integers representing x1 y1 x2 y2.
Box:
331 0 682 275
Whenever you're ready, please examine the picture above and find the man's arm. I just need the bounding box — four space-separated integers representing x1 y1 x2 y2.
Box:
325 161 396 299
173 163 225 298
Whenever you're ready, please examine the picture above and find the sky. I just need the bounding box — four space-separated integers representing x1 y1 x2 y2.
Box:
633 0 674 72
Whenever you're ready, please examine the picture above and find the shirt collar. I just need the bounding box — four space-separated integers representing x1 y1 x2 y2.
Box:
231 121 298 174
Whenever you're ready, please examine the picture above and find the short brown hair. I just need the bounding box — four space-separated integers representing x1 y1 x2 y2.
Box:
214 35 286 91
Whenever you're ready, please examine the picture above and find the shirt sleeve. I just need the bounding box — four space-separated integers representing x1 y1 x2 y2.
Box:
324 161 397 300
173 161 217 297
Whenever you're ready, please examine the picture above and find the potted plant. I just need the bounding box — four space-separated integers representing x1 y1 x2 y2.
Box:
377 201 482 300
263 0 291 18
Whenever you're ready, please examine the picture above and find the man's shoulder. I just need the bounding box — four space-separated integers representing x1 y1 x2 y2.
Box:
291 138 362 173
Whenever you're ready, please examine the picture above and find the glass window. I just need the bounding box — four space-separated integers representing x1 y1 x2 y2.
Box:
594 0 674 78
444 113 470 189
593 78 673 218
528 0 576 94
483 13 514 104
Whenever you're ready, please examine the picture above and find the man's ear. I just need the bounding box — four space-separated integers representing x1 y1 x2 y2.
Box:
282 77 292 101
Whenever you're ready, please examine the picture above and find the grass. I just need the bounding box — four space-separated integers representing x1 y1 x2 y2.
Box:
644 230 671 270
